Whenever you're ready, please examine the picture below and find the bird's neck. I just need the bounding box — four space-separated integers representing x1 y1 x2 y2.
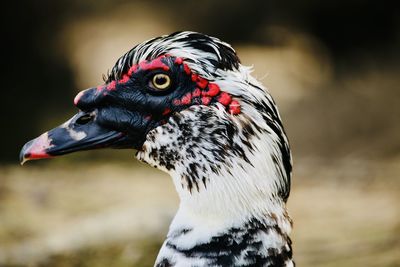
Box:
156 187 293 266
136 104 294 265
170 169 292 230
155 169 294 266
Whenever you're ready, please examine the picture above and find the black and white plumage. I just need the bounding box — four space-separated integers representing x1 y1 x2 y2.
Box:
20 31 293 266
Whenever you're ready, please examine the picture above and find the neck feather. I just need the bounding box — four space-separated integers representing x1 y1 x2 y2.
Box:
136 75 293 266
156 201 293 266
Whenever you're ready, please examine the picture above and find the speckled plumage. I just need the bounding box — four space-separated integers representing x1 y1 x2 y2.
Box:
21 31 294 266
132 32 294 266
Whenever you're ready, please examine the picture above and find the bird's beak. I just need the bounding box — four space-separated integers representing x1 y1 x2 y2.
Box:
19 111 125 165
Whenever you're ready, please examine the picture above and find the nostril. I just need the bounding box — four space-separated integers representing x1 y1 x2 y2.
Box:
76 113 94 125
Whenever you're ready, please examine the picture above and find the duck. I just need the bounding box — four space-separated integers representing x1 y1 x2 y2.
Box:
20 31 294 267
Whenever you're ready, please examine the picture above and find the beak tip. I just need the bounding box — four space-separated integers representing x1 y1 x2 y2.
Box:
19 149 30 165
19 142 31 165
20 158 27 166
19 133 53 165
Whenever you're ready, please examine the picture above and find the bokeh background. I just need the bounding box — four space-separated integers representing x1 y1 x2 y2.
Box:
1 1 400 266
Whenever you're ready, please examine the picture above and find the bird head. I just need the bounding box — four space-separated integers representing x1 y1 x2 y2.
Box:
20 32 291 209
20 32 240 160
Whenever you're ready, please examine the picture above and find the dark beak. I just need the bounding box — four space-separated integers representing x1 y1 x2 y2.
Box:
19 111 125 164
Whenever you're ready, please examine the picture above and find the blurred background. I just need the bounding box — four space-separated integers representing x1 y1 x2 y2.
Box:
1 0 399 266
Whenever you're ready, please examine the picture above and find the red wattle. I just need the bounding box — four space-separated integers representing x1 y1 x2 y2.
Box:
162 108 171 115
174 57 183 65
119 74 130 84
218 92 232 106
183 64 191 75
128 65 138 76
229 100 241 115
196 77 208 89
191 73 198 82
139 56 170 71
207 83 220 97
192 88 201 97
181 93 192 105
107 81 116 90
201 96 211 105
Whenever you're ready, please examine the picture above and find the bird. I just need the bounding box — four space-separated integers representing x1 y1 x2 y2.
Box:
20 31 294 267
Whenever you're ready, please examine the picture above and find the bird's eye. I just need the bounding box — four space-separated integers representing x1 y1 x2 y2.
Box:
150 73 171 90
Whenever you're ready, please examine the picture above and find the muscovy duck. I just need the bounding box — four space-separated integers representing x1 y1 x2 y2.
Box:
20 31 293 267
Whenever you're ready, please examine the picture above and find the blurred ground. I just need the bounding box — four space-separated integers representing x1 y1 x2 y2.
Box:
0 158 399 267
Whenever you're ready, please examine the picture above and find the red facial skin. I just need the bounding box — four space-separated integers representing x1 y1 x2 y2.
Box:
75 55 241 116
205 83 220 97
196 77 208 89
229 100 241 114
183 64 191 75
193 88 201 97
127 65 138 76
162 108 172 116
107 80 117 91
138 56 170 72
170 59 239 114
119 74 130 84
217 92 232 106
174 57 183 65
201 96 212 106
181 93 193 105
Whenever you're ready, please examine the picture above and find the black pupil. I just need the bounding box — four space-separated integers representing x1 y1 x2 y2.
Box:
76 114 93 125
155 76 167 85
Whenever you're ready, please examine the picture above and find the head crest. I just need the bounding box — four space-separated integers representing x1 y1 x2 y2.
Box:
106 31 240 83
